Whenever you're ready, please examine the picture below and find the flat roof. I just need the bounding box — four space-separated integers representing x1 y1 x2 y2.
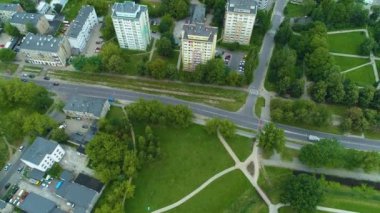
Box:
56 181 97 208
74 173 104 193
11 12 42 25
19 33 65 53
19 192 56 213
191 4 205 24
63 95 108 117
0 199 6 209
112 1 147 20
22 137 59 165
227 0 257 14
183 23 218 42
0 3 20 12
28 169 45 180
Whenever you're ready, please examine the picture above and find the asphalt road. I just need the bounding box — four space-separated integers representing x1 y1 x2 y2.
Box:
0 147 25 194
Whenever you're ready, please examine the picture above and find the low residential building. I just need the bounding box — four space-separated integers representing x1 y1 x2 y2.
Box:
181 23 218 71
0 3 23 22
67 5 98 52
10 12 50 34
56 181 98 212
63 95 110 120
18 33 71 67
19 192 57 213
60 170 74 182
21 137 65 172
223 0 257 45
27 169 45 184
74 173 104 193
112 1 151 50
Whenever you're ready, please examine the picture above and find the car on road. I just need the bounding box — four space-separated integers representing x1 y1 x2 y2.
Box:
28 74 35 78
308 135 320 142
21 79 28 82
4 163 11 171
53 82 59 86
22 73 28 77
18 146 24 151
43 76 50 80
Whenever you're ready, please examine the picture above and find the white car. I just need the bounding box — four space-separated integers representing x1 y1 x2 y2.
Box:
308 135 320 142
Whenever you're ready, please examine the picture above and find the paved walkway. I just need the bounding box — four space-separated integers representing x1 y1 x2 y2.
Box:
329 52 369 59
148 38 157 62
340 62 372 74
317 206 358 213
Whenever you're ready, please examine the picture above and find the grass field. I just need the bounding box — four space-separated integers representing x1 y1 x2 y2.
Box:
0 62 18 74
285 3 306 18
332 55 370 71
225 135 253 161
255 96 265 118
22 66 42 73
344 65 376 86
48 70 248 111
125 124 234 212
152 51 180 66
168 170 268 213
259 166 380 212
327 32 367 55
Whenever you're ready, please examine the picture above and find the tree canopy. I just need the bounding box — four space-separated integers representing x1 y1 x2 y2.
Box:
258 123 285 156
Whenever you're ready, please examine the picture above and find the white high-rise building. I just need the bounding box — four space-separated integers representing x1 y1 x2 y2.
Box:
111 1 151 50
223 0 258 45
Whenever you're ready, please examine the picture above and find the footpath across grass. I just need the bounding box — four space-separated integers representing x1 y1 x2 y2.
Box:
168 170 268 213
344 65 376 86
49 70 248 111
327 32 367 55
259 166 380 212
125 124 234 213
225 135 253 161
332 55 370 71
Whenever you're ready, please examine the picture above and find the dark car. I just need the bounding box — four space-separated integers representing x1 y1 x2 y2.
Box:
4 183 10 189
28 74 35 78
44 76 50 80
17 166 23 173
53 82 59 86
21 79 28 82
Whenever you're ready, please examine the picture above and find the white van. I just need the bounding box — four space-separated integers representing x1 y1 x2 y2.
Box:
308 135 320 142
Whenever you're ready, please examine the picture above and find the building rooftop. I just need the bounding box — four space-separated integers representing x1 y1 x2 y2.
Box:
19 33 65 53
10 12 42 25
19 192 56 213
22 137 59 166
74 173 104 193
183 23 218 42
67 5 95 38
51 208 66 213
28 169 45 180
0 3 20 12
227 0 257 14
191 4 206 24
73 206 86 213
56 181 97 209
60 170 74 181
0 199 6 209
112 1 147 19
63 95 108 118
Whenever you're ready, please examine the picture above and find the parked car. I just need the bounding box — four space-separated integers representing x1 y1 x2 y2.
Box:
28 74 35 78
43 76 50 80
4 183 10 189
17 166 23 173
4 163 11 171
53 82 59 86
18 146 24 151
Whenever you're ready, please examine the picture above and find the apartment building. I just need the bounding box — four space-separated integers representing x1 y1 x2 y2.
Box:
255 0 271 10
67 5 98 52
19 33 71 67
10 12 50 34
181 23 218 71
111 1 151 50
223 0 257 45
0 3 23 22
21 137 65 172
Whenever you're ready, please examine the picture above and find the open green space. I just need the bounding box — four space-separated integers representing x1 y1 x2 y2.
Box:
344 65 376 86
106 106 125 120
0 62 18 74
152 51 179 66
332 55 370 71
62 0 85 21
225 135 252 161
327 32 367 55
48 70 248 111
0 0 17 2
125 124 234 212
280 147 299 161
168 170 268 213
22 66 41 73
255 96 265 118
376 60 380 75
285 3 306 18
259 166 380 212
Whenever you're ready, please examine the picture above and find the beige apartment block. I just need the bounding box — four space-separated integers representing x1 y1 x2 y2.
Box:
10 12 50 34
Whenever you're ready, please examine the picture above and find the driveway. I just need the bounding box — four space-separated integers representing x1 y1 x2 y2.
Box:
60 146 94 176
84 24 103 57
218 48 246 71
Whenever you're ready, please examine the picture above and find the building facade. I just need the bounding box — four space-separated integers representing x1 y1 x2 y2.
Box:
67 5 98 52
181 23 218 71
10 12 50 34
223 0 257 45
19 33 71 67
256 0 270 10
0 3 23 22
111 1 151 50
21 137 65 172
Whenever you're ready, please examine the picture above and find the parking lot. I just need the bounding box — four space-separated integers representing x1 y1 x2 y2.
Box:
218 48 246 73
0 33 12 47
84 24 103 56
60 146 94 176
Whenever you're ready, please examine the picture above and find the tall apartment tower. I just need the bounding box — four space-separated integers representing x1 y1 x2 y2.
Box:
223 0 258 45
181 23 218 71
111 1 151 50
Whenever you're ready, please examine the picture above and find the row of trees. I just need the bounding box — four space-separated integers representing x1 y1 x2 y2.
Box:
299 139 380 172
271 99 331 127
340 107 380 132
205 118 236 138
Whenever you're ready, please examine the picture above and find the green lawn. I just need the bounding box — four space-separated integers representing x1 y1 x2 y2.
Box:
48 70 248 111
332 55 370 71
327 32 367 55
168 170 268 213
225 135 253 161
62 0 86 21
124 124 234 212
344 65 376 86
255 96 265 118
280 147 299 162
152 51 179 66
106 106 125 120
0 62 18 74
259 166 380 212
22 66 42 73
285 3 306 18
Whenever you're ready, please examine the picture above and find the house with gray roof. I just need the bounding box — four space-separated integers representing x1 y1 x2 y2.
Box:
19 192 56 213
67 5 98 52
60 170 74 181
21 137 65 172
10 12 50 34
18 33 71 67
56 181 98 211
0 3 23 22
28 169 45 183
63 95 110 120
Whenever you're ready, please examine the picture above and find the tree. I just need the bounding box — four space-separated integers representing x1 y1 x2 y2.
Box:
4 23 21 37
20 0 36 13
280 174 325 213
205 118 236 138
343 107 369 131
359 86 375 107
343 80 359 106
310 81 327 103
53 3 63 13
212 0 226 27
23 113 56 136
101 15 115 40
275 20 293 46
147 58 167 79
161 0 190 19
156 37 173 57
158 14 174 33
258 123 285 156
305 47 336 81
359 38 377 55
0 48 16 63
123 151 138 178
100 43 126 73
50 128 69 143
302 0 317 15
